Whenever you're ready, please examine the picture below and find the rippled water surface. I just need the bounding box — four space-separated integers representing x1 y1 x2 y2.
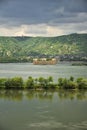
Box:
0 63 87 81
0 90 87 130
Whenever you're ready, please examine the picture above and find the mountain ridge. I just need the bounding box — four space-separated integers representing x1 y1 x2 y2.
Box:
0 33 87 62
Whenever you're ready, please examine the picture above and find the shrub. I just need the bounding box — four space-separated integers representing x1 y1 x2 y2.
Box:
38 77 46 88
69 76 74 81
62 78 68 89
58 77 77 89
26 76 34 89
58 78 64 88
5 77 23 89
77 78 87 89
0 78 7 88
76 77 83 83
66 81 77 89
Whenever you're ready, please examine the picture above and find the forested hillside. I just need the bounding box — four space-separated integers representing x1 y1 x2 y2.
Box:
0 33 87 62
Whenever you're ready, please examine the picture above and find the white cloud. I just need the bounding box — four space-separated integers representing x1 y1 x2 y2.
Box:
46 26 64 36
0 22 87 37
0 24 64 36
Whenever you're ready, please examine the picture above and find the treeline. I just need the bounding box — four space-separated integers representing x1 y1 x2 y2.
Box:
0 76 87 90
0 56 33 63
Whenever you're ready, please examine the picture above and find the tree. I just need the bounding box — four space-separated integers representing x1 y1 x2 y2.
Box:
58 78 64 88
38 77 49 89
38 77 45 88
5 77 23 89
0 78 7 88
26 76 34 89
76 78 87 89
47 76 53 83
62 78 68 89
47 76 55 89
70 76 74 81
5 79 12 89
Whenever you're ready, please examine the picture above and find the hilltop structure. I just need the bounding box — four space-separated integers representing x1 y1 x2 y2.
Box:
33 58 58 65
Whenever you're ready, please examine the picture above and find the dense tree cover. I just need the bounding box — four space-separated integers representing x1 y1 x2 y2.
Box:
0 33 87 62
0 76 87 90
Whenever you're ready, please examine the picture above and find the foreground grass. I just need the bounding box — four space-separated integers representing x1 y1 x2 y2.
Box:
0 76 87 90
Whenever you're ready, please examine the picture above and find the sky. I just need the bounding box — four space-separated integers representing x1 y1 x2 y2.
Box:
0 0 87 36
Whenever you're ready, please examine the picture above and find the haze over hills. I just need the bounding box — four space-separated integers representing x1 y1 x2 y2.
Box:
0 33 87 62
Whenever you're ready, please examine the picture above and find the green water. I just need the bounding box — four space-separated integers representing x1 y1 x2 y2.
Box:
0 90 87 130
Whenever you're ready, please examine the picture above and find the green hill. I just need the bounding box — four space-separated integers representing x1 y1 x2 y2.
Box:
0 33 87 62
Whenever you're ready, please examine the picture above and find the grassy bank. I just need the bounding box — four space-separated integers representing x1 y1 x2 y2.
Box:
72 62 87 66
0 76 87 90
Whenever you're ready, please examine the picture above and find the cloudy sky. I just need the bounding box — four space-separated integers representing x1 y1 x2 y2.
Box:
0 0 87 36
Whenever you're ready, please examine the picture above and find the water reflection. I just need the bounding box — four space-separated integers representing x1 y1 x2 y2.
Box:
58 90 87 100
0 89 87 130
0 90 87 101
28 120 87 130
0 90 23 101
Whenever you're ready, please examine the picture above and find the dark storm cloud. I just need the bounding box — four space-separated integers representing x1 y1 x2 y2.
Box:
0 0 87 26
0 0 87 36
0 0 6 3
0 0 10 6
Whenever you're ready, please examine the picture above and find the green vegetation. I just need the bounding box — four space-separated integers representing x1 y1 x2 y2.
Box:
0 76 87 90
0 78 7 88
25 76 34 89
72 62 87 66
0 33 87 62
5 77 23 89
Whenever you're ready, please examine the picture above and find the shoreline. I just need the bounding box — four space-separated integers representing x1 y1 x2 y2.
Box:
0 76 87 90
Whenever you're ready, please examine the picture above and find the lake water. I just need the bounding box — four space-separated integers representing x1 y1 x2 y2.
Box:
0 63 87 130
0 90 87 130
0 62 87 82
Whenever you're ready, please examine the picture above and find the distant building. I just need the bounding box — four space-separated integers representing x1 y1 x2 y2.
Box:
33 58 58 65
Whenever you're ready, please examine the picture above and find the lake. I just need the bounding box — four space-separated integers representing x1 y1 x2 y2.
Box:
0 63 87 130
0 90 87 130
0 62 87 82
